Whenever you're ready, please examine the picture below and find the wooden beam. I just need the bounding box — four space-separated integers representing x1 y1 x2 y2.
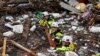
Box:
10 40 37 56
2 37 7 56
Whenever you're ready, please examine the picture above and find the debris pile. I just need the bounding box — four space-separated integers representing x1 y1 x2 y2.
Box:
0 0 100 56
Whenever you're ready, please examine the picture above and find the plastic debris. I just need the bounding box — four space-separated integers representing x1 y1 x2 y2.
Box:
65 51 78 56
51 22 59 27
71 26 77 30
30 25 36 31
5 23 13 28
60 2 80 14
5 16 13 22
37 53 46 56
50 13 61 18
89 26 100 32
43 11 49 16
62 35 73 42
3 31 14 37
68 0 79 6
22 14 29 19
13 25 23 33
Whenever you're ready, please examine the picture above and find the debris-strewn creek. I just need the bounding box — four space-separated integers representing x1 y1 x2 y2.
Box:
0 0 100 56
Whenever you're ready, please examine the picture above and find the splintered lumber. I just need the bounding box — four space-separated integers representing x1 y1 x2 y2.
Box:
45 28 56 48
2 37 7 56
10 40 37 56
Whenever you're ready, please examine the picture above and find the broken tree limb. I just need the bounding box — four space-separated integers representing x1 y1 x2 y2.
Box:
10 40 37 56
2 37 7 56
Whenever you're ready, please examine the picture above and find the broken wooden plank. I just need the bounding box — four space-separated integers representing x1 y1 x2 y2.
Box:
10 40 37 56
2 37 7 56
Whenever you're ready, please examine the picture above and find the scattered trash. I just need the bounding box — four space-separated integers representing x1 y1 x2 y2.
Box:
3 31 14 37
60 2 80 14
0 0 99 56
89 26 100 32
37 53 46 56
13 25 23 33
65 51 78 56
30 25 36 32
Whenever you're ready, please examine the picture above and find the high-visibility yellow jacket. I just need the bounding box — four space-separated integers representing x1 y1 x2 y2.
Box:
39 19 48 27
48 20 54 26
56 46 70 52
69 43 75 51
55 32 63 37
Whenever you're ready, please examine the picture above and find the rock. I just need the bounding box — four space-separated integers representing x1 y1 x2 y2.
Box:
3 31 14 37
30 25 36 32
13 24 23 33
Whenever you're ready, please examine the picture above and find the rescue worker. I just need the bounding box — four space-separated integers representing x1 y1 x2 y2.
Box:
62 35 75 51
47 17 54 28
38 15 50 27
56 35 75 51
56 40 71 52
51 28 63 47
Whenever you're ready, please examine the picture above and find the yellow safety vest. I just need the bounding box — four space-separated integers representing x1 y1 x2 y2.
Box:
69 43 75 51
55 32 63 37
56 46 70 52
39 19 48 27
48 20 54 26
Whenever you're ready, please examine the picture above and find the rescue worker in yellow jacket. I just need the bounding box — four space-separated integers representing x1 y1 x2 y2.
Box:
39 16 49 27
56 35 75 52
